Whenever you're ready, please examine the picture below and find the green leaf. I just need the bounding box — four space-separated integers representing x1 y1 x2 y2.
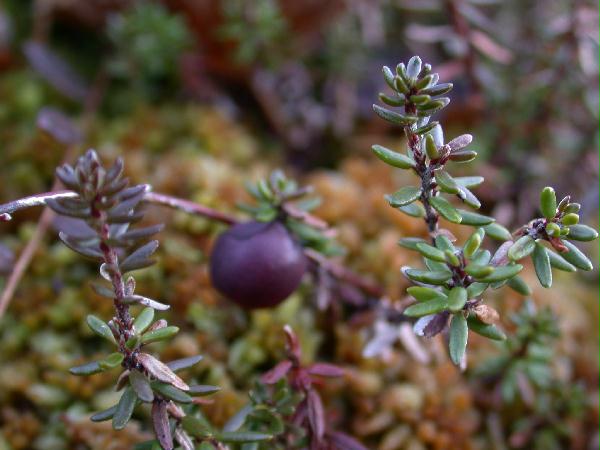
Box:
478 264 523 282
563 202 581 214
372 104 417 126
406 286 447 302
434 169 459 194
113 387 137 430
448 150 477 162
129 370 154 403
386 186 422 206
508 235 536 261
540 187 557 219
457 186 481 209
189 385 221 396
470 249 491 266
415 243 446 262
166 355 204 372
403 297 448 317
425 257 449 272
467 316 506 341
455 176 484 188
431 237 453 255
466 282 487 298
181 416 212 438
141 326 179 344
483 223 512 241
371 145 416 169
86 315 116 344
425 134 440 159
133 307 155 334
444 250 460 266
449 314 468 365
217 431 272 443
410 94 431 105
413 121 439 135
379 92 406 107
382 66 396 90
447 287 467 313
532 243 552 288
69 361 104 376
151 382 193 403
397 202 425 218
416 98 450 116
506 275 531 295
547 250 576 272
99 352 124 370
405 269 452 285
421 83 453 96
465 264 494 278
463 231 482 258
429 196 462 223
394 74 410 94
567 224 598 241
560 240 593 271
398 237 427 250
561 213 579 226
91 405 117 422
120 240 159 273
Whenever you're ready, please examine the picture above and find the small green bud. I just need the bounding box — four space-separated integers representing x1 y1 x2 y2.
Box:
545 222 561 237
560 213 579 226
445 250 460 266
563 203 581 214
463 231 482 258
425 134 440 159
539 187 557 219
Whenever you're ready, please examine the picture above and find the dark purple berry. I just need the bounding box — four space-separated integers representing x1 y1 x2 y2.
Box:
209 220 307 309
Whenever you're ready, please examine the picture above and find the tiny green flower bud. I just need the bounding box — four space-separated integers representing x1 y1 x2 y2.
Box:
425 134 440 159
539 187 557 219
561 213 579 226
545 222 561 237
445 250 460 266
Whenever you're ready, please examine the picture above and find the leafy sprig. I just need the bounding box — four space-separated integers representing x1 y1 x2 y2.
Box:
241 170 344 256
46 150 269 450
371 56 598 367
224 325 366 450
507 187 598 287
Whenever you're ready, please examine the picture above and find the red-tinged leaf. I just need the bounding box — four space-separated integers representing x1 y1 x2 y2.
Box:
152 401 173 450
137 353 189 391
307 389 325 441
307 363 344 378
327 431 369 450
261 360 293 384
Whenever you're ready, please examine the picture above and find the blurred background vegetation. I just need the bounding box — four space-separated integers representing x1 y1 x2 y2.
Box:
0 1 597 449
